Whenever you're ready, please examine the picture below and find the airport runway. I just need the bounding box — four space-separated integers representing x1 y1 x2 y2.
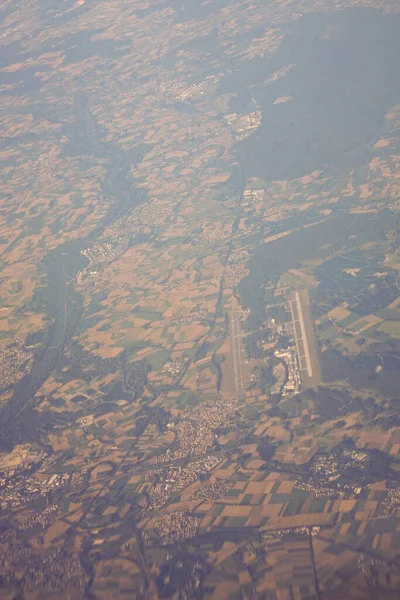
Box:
230 311 245 396
295 290 313 378
288 289 320 389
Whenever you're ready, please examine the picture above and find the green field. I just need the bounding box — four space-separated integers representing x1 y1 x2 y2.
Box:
377 320 400 337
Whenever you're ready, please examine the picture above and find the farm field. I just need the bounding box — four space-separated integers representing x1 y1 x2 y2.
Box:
0 0 399 598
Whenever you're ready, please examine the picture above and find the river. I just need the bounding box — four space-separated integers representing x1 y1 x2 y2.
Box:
0 94 146 451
